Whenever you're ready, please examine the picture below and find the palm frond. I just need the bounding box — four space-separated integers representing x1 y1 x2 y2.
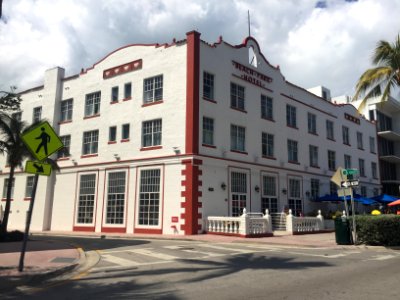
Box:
353 67 391 100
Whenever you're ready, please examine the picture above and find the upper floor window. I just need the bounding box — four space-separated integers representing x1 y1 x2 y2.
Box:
262 132 274 158
344 154 351 169
143 75 163 104
203 72 215 100
58 135 71 158
124 82 132 99
287 139 298 163
2 178 15 199
142 119 162 147
111 86 119 102
369 136 376 153
376 111 392 131
308 113 317 134
359 159 365 177
372 162 378 179
342 126 350 145
25 176 35 198
286 105 297 128
231 124 246 152
12 112 22 121
85 91 101 117
261 95 273 120
326 120 334 140
202 117 214 146
310 179 320 200
328 150 336 171
122 124 130 140
109 126 117 142
357 132 363 149
60 99 73 122
33 106 42 123
309 145 319 167
230 82 245 110
82 130 99 155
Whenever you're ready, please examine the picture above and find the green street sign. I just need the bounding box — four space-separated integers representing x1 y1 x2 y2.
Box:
25 160 52 176
21 121 63 161
342 169 358 176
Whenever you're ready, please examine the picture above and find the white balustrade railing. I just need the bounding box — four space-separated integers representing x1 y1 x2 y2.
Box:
207 209 273 236
286 209 325 234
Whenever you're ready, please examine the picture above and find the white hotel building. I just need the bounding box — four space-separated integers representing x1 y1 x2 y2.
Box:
0 31 380 235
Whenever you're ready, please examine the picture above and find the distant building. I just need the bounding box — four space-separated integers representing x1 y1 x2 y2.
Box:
0 31 380 235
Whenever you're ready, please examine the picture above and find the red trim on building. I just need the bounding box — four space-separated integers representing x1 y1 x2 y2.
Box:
83 114 100 120
140 146 162 151
101 227 127 233
180 159 203 235
185 31 200 154
142 100 163 107
73 226 95 232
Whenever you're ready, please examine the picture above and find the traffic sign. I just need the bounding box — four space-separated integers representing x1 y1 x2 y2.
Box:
350 180 359 186
341 181 350 188
25 161 52 176
21 121 63 161
341 168 359 181
331 167 344 187
337 187 352 197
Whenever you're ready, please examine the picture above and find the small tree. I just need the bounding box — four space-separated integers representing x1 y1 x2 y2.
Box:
0 87 22 112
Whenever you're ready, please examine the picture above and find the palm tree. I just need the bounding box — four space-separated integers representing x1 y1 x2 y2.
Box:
0 112 58 236
353 34 400 111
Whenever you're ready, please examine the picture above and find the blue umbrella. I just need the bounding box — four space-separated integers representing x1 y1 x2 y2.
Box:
316 193 377 205
371 194 398 204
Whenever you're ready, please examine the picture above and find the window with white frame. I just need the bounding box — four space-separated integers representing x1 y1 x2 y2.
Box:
33 106 42 123
262 132 274 157
142 119 162 147
124 82 132 99
109 126 117 142
60 99 73 122
230 124 246 152
2 178 15 199
76 174 96 224
261 174 278 213
25 176 34 198
122 124 130 140
57 135 71 158
143 75 163 103
344 154 351 169
357 132 363 149
138 169 161 225
82 130 99 155
309 145 319 167
308 113 317 134
106 171 126 225
261 95 273 120
85 91 101 117
359 159 365 177
230 82 245 110
287 139 298 163
326 120 334 140
111 86 119 102
288 178 302 216
310 179 320 201
203 72 214 100
328 150 336 171
342 126 350 145
286 104 297 128
202 117 214 146
370 136 376 153
372 162 378 179
231 171 247 217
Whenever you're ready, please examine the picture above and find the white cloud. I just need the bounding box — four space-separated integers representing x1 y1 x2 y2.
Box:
0 0 399 98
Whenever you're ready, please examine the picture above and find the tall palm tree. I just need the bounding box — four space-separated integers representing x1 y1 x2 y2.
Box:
353 34 400 111
0 112 58 236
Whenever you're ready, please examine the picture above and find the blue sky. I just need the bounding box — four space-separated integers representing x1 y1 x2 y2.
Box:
0 0 399 98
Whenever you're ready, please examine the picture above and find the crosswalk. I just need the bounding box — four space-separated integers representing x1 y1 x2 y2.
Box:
91 243 400 272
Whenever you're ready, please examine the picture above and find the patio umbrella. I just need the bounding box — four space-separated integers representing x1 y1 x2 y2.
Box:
316 193 376 205
388 199 400 206
371 194 398 203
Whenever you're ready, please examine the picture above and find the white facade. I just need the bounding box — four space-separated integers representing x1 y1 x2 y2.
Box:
0 31 380 235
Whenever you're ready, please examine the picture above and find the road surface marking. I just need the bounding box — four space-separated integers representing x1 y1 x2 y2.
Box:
102 254 141 267
366 254 397 261
128 248 179 260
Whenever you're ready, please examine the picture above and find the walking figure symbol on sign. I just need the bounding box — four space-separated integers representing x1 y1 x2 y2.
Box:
35 127 51 156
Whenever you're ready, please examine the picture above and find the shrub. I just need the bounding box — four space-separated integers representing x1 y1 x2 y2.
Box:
355 215 400 246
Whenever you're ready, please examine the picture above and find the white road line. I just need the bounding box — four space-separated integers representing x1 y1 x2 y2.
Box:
366 254 397 261
196 243 263 254
127 248 179 260
101 254 141 267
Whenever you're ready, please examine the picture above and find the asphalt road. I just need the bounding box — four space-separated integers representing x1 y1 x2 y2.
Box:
4 236 400 300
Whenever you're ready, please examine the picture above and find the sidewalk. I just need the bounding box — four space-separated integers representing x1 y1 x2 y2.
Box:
0 231 344 293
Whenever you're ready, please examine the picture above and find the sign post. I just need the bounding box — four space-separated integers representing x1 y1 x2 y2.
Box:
18 121 63 272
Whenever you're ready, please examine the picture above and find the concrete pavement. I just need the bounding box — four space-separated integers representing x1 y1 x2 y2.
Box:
0 230 356 294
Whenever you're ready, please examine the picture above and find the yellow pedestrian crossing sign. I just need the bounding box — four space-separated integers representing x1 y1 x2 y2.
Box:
25 161 52 176
21 121 63 161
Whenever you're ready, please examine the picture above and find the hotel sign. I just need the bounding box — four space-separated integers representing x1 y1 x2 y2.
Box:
232 60 272 89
